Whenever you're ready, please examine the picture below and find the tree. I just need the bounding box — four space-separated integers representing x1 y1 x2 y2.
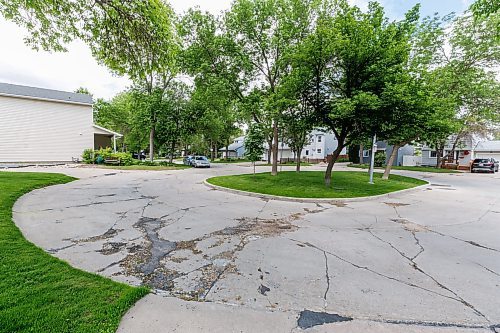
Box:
289 1 419 186
1 0 179 162
424 12 500 167
471 0 500 19
224 0 316 176
154 82 196 162
244 123 266 175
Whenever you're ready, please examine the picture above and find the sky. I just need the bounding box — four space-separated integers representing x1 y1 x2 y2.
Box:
0 0 472 100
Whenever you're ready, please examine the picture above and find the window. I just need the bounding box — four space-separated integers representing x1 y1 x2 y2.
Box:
317 136 322 143
317 148 322 154
363 150 370 158
430 151 437 158
305 150 309 156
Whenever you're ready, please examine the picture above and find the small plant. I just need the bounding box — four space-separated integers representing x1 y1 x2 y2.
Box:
374 151 386 167
82 149 95 164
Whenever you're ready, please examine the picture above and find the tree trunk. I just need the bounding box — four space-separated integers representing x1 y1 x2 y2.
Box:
296 148 303 172
382 143 401 180
225 138 229 160
324 145 344 187
436 144 444 168
271 121 279 176
359 144 364 164
169 140 175 164
266 137 272 164
149 127 155 162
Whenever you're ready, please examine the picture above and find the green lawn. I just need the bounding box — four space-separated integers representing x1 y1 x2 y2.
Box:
0 172 148 333
206 171 427 198
256 162 312 167
98 164 190 171
348 164 460 173
211 158 252 163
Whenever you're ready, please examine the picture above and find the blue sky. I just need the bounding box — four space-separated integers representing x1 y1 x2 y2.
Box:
352 0 470 20
0 0 473 99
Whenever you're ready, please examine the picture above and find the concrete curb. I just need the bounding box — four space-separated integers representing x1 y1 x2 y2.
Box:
203 179 429 203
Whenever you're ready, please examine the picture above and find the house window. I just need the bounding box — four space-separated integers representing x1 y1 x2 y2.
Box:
363 150 370 158
317 148 322 154
430 151 437 158
317 136 322 143
305 150 309 156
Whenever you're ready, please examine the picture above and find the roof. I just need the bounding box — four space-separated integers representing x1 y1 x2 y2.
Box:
219 136 245 151
475 141 500 152
0 82 93 105
93 125 123 137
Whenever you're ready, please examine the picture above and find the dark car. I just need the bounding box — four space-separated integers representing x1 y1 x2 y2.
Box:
471 158 498 173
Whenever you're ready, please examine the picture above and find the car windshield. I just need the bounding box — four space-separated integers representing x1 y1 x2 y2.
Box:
474 159 489 163
195 156 208 161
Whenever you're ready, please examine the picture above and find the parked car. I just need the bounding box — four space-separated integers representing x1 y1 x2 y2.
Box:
183 156 194 166
192 156 211 168
471 158 498 173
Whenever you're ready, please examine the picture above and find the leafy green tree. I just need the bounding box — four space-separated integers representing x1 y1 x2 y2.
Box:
245 123 266 175
471 0 500 19
224 0 316 175
289 1 419 186
424 12 500 167
1 0 179 162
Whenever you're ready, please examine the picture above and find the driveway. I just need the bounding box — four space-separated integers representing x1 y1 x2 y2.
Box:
12 164 500 333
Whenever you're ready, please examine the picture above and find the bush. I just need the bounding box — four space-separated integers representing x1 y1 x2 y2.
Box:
82 149 95 164
374 151 386 167
82 148 134 166
337 157 350 163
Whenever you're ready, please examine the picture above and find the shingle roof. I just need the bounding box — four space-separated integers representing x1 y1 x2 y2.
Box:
475 141 500 152
0 82 93 105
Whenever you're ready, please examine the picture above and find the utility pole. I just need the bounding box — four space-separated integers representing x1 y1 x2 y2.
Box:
369 133 377 184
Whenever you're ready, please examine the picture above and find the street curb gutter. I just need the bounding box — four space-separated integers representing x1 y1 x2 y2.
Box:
203 180 429 204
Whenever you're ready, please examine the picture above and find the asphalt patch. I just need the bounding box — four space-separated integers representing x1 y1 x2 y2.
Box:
297 310 352 329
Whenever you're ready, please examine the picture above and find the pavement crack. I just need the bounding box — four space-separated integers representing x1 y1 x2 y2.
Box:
289 238 477 307
365 225 490 322
323 251 330 307
476 263 500 278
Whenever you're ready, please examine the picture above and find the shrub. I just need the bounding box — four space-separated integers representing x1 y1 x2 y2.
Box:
374 151 386 167
82 148 134 166
82 149 95 164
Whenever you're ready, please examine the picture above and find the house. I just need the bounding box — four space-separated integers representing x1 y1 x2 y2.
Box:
0 82 121 163
421 135 474 169
473 141 500 160
263 129 347 162
360 141 415 166
219 136 246 158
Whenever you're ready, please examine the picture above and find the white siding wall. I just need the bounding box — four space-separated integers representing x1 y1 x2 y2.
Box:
0 95 93 162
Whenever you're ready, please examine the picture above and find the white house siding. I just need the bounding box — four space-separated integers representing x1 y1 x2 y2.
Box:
0 95 93 162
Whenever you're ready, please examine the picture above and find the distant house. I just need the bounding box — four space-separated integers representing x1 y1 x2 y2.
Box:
0 82 121 163
421 135 474 169
263 129 347 162
219 136 246 158
473 141 500 160
360 141 415 166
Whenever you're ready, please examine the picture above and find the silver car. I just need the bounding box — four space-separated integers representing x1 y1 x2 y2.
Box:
192 156 211 168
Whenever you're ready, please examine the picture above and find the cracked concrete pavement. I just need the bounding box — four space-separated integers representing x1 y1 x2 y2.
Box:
10 163 500 333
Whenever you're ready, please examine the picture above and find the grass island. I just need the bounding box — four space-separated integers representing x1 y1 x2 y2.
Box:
206 171 427 199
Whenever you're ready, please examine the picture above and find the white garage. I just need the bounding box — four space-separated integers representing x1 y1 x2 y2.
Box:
474 141 500 161
0 82 120 163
